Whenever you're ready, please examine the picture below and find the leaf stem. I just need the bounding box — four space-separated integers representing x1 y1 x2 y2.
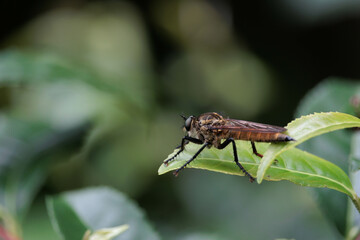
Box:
350 195 360 214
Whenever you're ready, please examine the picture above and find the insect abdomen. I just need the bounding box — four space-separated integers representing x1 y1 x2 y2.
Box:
228 131 293 142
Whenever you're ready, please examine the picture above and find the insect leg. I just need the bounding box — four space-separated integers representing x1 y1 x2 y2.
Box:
251 141 263 158
251 141 279 164
164 136 203 165
173 142 209 176
218 138 255 183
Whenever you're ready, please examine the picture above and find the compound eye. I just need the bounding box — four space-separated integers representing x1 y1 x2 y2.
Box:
184 116 193 131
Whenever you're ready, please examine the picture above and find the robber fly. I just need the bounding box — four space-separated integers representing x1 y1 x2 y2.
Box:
164 112 295 182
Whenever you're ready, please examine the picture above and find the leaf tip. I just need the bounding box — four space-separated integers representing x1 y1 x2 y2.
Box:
158 163 168 175
256 169 264 184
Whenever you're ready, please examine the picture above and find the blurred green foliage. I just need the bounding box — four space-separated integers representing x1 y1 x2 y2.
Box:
295 79 360 236
0 1 358 240
47 187 159 240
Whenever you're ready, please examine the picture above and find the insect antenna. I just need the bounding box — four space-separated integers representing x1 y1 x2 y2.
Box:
180 114 187 120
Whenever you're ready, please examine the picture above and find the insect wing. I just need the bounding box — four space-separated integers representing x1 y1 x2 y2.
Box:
210 119 287 133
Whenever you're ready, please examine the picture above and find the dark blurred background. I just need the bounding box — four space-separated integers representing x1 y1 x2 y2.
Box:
1 0 360 239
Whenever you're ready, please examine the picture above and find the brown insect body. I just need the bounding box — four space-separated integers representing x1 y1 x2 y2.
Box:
190 112 292 148
165 112 294 182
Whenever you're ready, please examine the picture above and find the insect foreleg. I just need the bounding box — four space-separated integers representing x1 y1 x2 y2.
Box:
164 136 203 165
173 142 210 176
218 138 255 183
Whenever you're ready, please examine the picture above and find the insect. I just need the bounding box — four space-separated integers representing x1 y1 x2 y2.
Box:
164 112 295 182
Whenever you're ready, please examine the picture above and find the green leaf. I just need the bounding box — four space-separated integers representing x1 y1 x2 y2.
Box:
0 49 111 93
0 117 87 222
0 49 150 110
296 79 359 117
159 140 358 201
295 79 360 173
48 187 160 240
46 196 89 240
256 112 360 183
84 225 129 240
294 79 360 235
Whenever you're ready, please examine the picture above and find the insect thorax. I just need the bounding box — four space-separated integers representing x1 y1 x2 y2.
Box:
193 112 226 146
